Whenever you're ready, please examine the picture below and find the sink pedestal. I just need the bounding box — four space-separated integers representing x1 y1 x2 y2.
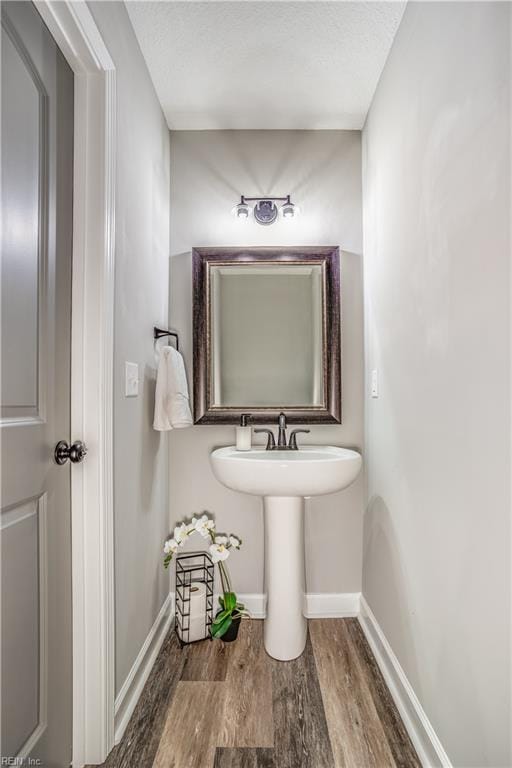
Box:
263 496 307 661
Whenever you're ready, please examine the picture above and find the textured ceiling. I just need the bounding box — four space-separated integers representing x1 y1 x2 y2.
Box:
126 1 406 130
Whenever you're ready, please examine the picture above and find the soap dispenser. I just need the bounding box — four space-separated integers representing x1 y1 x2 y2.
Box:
236 413 252 451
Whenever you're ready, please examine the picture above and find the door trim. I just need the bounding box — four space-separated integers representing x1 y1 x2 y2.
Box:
34 3 116 765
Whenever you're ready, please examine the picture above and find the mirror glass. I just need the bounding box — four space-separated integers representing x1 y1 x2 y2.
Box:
209 264 325 407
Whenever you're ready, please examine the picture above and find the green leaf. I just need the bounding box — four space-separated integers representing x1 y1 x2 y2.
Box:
224 592 237 612
211 614 232 639
212 609 230 626
218 596 225 609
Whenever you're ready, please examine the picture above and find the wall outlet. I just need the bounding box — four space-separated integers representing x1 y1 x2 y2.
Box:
125 362 139 397
371 369 379 398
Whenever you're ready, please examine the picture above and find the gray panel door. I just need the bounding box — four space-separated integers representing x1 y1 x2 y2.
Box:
1 2 74 765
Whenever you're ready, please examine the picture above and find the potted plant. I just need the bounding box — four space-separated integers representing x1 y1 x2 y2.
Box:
163 513 249 642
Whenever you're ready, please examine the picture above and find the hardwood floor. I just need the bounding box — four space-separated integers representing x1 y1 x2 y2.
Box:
98 619 421 768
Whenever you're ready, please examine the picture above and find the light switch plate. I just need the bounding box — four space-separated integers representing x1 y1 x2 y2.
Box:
371 369 379 398
125 362 139 397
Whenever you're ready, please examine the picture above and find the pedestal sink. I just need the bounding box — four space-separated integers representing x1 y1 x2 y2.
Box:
210 445 362 661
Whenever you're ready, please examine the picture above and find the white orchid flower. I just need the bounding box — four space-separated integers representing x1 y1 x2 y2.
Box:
214 535 229 545
173 523 189 545
209 542 230 563
163 538 179 555
229 535 241 549
195 514 215 539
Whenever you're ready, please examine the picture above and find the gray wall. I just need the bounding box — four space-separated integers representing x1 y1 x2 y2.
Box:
169 130 363 594
362 3 511 766
89 2 171 696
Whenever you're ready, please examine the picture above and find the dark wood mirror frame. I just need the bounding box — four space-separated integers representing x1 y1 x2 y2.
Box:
192 246 341 425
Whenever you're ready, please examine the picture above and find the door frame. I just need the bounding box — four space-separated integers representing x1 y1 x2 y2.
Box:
34 3 116 765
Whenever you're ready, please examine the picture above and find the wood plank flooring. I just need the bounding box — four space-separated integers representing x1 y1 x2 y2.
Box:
97 619 421 768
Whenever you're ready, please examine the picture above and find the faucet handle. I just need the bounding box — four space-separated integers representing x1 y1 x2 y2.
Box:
288 429 310 450
254 429 276 451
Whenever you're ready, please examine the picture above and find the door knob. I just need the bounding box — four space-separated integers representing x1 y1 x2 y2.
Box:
54 440 88 465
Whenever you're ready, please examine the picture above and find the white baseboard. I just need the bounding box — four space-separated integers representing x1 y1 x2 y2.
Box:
358 596 452 768
234 593 267 618
304 592 360 618
231 592 360 620
114 593 174 745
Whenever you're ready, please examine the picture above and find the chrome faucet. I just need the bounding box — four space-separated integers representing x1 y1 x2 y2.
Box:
255 412 310 451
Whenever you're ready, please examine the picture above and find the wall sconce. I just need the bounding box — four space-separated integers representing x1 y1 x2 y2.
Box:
232 195 299 225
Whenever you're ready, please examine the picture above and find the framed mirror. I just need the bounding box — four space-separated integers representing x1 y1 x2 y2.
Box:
192 246 341 424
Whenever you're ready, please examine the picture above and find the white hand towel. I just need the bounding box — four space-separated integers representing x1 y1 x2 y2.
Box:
153 346 193 430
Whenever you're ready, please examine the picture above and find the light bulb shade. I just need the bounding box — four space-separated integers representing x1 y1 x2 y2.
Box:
232 201 250 219
281 200 298 218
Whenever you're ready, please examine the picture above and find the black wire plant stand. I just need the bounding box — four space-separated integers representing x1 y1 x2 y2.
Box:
175 551 214 647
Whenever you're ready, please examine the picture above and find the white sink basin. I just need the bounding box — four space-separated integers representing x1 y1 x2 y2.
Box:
211 445 362 497
210 444 362 662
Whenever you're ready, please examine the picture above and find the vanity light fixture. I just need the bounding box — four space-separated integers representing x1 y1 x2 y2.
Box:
232 195 299 225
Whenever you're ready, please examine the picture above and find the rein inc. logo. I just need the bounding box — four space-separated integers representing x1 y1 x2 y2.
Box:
1 759 42 766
